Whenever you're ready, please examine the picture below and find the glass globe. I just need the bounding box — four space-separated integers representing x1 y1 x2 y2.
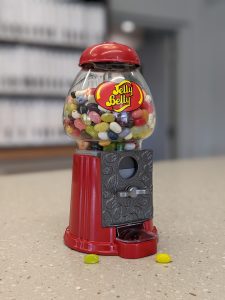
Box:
63 63 156 151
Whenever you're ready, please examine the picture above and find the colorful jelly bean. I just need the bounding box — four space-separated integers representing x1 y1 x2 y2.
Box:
109 122 122 134
81 114 92 125
80 130 92 139
131 126 142 139
103 143 116 151
74 119 86 131
116 112 129 126
134 118 147 126
66 95 74 103
91 142 102 151
87 103 99 112
64 118 74 127
70 91 76 99
64 111 69 119
142 89 147 98
98 132 109 140
155 253 172 264
94 122 109 132
127 118 134 128
142 109 149 122
76 96 87 105
88 111 101 124
101 113 115 123
124 143 136 150
85 125 98 139
72 110 81 119
65 103 77 115
65 125 74 135
70 128 80 137
141 99 154 113
145 94 151 101
124 132 133 140
108 130 119 140
99 140 111 147
144 125 153 138
116 143 124 151
78 140 90 150
149 115 156 129
78 105 88 114
119 128 131 138
132 125 152 139
131 109 143 119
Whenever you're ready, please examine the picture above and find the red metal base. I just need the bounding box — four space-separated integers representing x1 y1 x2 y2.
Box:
64 227 118 255
64 225 158 259
64 153 158 259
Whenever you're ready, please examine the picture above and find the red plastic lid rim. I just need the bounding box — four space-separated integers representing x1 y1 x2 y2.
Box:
79 42 141 66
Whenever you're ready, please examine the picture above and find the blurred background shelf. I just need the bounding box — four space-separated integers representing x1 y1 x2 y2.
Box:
0 145 74 160
0 94 67 99
0 39 87 52
0 146 74 174
0 0 106 48
0 0 107 164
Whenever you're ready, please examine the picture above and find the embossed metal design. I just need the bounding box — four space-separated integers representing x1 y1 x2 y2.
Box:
101 150 153 227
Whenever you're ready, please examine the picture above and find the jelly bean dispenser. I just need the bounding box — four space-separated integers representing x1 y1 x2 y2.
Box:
63 42 158 259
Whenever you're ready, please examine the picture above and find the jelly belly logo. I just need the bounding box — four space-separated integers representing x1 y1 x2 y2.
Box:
95 80 144 112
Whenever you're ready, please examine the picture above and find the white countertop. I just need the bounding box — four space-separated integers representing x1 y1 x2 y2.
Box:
1 157 225 300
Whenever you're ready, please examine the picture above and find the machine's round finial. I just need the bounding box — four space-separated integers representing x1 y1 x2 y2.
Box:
79 41 141 66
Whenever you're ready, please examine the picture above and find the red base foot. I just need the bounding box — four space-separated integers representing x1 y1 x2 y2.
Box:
64 226 158 259
64 227 118 255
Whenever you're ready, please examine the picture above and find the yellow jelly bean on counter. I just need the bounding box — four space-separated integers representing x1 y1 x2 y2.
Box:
155 253 172 264
84 254 99 264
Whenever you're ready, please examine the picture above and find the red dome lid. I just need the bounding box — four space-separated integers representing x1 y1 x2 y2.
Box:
79 42 141 66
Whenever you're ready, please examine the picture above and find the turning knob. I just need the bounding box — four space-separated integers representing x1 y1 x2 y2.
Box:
118 187 148 198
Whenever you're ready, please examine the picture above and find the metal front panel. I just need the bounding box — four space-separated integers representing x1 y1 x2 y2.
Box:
101 150 153 227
